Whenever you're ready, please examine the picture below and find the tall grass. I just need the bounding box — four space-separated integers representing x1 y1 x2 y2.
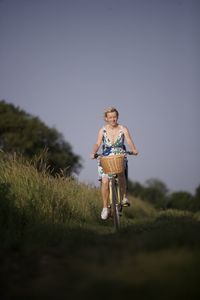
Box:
0 152 103 246
0 152 102 218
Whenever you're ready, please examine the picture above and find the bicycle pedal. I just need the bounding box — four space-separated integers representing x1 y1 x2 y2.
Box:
122 203 130 207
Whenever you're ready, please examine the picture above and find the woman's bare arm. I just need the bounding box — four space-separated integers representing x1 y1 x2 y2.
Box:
123 126 139 155
90 128 104 159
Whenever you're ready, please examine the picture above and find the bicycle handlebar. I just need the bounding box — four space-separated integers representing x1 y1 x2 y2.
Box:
94 151 134 159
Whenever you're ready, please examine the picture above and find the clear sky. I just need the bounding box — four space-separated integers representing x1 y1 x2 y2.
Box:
1 0 199 194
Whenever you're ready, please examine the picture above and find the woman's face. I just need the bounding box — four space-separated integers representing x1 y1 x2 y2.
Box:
106 112 118 126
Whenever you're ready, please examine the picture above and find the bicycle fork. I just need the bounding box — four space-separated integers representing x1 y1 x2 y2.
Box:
109 177 121 231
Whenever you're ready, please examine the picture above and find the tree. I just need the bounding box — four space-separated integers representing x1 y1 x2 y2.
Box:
195 185 200 200
167 191 193 210
0 100 82 175
127 178 168 209
127 180 144 197
190 185 200 211
141 186 167 209
142 178 168 209
145 178 169 196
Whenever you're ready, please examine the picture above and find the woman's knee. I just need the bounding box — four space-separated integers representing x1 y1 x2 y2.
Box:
101 177 109 189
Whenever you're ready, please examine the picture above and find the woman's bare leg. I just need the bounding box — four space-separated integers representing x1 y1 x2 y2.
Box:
101 177 109 207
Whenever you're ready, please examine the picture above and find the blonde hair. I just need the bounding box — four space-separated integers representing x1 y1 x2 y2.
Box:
104 106 119 119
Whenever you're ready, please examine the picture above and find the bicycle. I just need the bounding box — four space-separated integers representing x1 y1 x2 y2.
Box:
95 151 133 232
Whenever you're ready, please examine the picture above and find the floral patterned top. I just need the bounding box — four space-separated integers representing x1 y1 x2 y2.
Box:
98 125 126 180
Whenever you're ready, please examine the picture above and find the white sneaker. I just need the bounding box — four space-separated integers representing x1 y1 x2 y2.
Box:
122 197 130 207
101 207 109 220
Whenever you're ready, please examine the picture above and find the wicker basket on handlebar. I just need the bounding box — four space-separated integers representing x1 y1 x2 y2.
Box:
100 154 125 174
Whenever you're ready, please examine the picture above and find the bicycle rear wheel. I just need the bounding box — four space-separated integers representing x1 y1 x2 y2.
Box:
111 178 120 232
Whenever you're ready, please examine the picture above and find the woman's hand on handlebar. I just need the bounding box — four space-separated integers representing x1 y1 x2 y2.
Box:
125 150 139 156
125 151 133 155
90 153 95 159
90 153 99 159
132 150 139 156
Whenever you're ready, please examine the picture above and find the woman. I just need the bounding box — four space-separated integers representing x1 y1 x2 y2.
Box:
90 106 139 220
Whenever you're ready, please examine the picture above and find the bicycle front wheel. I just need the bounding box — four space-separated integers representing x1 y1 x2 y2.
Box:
111 178 120 232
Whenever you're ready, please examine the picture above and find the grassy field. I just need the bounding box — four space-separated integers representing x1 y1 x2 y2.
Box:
0 152 200 300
